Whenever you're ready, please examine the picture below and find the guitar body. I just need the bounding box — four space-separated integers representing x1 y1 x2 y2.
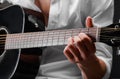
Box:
0 4 120 79
0 5 24 79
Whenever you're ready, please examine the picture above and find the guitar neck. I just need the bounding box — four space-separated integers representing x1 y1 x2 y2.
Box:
5 28 98 50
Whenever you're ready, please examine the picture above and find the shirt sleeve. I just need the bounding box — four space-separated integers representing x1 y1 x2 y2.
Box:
88 0 114 79
95 42 113 79
89 0 114 27
0 0 41 12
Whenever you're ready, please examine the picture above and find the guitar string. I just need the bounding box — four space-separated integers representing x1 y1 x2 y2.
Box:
0 27 120 36
1 35 119 42
0 28 120 48
0 33 119 41
1 35 120 45
0 32 120 43
1 39 120 49
0 27 119 36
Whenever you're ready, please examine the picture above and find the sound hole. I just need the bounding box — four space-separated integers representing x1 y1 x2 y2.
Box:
0 28 7 56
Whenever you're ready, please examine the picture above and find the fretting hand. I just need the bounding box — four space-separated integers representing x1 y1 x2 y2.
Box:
64 16 106 79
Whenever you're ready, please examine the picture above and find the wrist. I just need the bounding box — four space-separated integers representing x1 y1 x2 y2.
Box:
77 55 106 79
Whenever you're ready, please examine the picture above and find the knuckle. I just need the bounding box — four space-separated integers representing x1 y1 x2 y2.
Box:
76 40 81 45
68 44 74 49
64 47 68 53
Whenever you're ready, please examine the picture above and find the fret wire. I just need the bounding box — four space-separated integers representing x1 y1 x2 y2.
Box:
46 31 50 46
58 30 64 45
5 28 97 49
6 29 96 40
53 31 59 45
6 29 68 48
49 31 53 46
7 30 97 39
43 32 46 47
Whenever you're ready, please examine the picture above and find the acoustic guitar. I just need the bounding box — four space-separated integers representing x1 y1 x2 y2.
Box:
0 5 120 79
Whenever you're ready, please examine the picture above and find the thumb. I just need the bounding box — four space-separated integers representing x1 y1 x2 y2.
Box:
85 16 93 28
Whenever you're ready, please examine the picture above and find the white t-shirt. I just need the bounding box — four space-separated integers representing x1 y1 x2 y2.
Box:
38 0 114 79
0 0 41 12
0 0 114 79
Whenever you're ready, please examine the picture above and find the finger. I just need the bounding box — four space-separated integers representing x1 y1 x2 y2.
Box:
64 46 75 63
68 37 74 44
73 36 88 60
79 33 96 54
85 16 93 28
68 43 83 62
65 37 83 63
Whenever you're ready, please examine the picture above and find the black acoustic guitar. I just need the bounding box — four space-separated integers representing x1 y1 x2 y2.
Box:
0 5 120 79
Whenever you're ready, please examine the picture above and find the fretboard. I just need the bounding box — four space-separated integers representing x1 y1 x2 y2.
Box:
5 28 98 50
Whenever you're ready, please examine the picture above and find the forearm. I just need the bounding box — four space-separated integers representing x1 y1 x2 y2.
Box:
77 55 106 79
80 42 112 79
78 43 112 79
